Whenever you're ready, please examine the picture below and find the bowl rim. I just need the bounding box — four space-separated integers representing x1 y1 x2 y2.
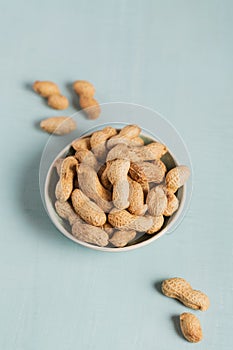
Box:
44 126 187 252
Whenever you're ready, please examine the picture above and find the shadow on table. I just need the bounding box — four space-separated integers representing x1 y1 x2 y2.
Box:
171 315 183 339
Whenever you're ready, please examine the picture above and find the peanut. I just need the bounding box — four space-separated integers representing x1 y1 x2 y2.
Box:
129 161 165 184
107 159 130 210
73 80 100 120
110 230 136 247
102 222 115 237
90 126 117 159
146 185 167 216
77 163 112 212
40 116 76 135
166 165 190 193
55 156 78 202
47 94 69 110
53 158 64 176
73 80 95 96
180 313 203 343
108 209 153 232
146 215 164 234
107 124 142 148
74 149 99 170
71 189 106 226
72 221 109 247
33 80 60 97
128 177 147 215
161 277 210 311
79 95 101 120
163 190 179 216
106 142 167 162
98 162 112 191
55 200 83 225
72 137 91 151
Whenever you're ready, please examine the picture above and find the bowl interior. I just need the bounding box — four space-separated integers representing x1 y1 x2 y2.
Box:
44 125 186 252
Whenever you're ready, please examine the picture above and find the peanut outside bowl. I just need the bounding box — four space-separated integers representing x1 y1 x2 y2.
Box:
40 103 192 252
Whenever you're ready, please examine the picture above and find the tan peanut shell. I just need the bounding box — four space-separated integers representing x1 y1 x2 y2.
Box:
33 80 60 97
40 117 76 135
72 221 109 247
77 163 112 212
90 127 117 159
71 189 106 226
47 94 69 110
72 137 91 151
106 142 167 162
146 215 164 234
107 124 141 148
128 177 147 215
107 159 130 210
99 162 112 191
73 80 95 96
54 158 64 176
108 209 153 232
79 95 101 120
129 161 165 184
166 166 190 193
161 277 210 311
180 313 203 343
102 222 115 237
55 156 78 202
146 185 167 216
110 230 136 247
74 149 99 170
55 200 83 225
163 190 179 216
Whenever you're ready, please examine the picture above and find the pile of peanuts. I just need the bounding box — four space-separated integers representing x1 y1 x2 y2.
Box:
33 80 100 134
54 124 190 248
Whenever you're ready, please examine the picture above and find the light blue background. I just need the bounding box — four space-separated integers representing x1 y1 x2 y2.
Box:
0 0 232 349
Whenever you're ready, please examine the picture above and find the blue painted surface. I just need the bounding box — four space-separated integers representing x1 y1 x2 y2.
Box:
0 1 232 349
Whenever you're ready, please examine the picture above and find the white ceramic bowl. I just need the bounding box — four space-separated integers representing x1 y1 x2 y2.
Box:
40 103 192 252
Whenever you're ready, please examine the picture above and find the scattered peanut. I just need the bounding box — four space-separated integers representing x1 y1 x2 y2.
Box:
47 94 69 110
107 159 130 210
180 313 203 343
166 166 190 193
146 185 167 216
110 230 136 247
40 116 76 135
33 80 60 97
161 277 210 311
73 80 100 119
71 189 106 227
55 156 78 202
72 221 109 247
108 209 153 232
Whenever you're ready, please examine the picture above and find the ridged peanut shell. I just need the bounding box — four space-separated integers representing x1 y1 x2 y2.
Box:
166 166 190 193
90 127 117 159
180 313 203 343
55 200 83 225
128 177 147 215
40 117 76 135
55 156 77 202
163 190 179 216
73 80 95 96
33 80 60 97
161 277 210 311
146 215 164 234
79 96 101 120
71 189 106 226
72 221 108 247
72 137 91 151
108 209 153 232
110 230 136 247
47 94 69 110
146 185 167 216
